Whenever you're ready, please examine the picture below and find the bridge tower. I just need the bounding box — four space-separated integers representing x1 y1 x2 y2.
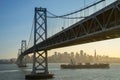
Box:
17 49 21 57
17 40 27 67
26 7 53 79
21 40 27 53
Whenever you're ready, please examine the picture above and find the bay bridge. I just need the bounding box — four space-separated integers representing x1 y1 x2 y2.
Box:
16 0 120 79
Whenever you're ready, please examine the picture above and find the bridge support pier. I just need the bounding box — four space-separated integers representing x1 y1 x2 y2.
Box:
25 50 53 79
17 40 27 67
25 7 53 79
25 73 53 79
17 56 27 67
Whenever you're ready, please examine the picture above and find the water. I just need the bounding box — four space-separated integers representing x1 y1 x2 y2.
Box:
0 63 120 80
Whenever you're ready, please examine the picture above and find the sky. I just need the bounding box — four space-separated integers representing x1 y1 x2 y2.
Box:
0 0 119 59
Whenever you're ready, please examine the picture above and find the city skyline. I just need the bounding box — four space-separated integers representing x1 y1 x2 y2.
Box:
48 50 113 63
0 0 120 59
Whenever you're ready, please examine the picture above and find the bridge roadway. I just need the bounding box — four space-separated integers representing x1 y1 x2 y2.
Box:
23 0 120 55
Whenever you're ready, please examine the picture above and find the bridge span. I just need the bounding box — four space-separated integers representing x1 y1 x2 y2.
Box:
17 0 120 79
24 0 120 55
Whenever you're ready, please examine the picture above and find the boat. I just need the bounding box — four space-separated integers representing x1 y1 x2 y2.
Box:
61 63 109 69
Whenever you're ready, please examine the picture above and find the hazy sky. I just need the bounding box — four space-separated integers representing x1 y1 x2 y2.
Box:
0 0 119 59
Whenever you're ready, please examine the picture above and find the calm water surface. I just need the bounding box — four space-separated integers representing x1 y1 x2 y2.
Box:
0 63 120 80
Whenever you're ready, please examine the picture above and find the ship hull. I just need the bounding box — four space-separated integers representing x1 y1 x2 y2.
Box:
61 64 109 69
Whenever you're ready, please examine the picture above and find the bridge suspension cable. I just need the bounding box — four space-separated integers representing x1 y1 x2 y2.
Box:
27 18 34 49
47 11 85 19
26 0 107 44
46 0 106 37
47 0 105 19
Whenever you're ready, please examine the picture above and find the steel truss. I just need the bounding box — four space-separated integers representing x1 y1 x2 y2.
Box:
32 7 48 74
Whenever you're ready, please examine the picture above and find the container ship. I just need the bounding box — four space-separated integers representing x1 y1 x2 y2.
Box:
61 63 109 69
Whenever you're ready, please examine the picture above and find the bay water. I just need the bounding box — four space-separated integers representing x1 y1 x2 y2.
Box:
0 63 120 80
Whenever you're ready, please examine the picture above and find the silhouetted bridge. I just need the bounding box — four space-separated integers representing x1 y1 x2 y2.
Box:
17 0 120 79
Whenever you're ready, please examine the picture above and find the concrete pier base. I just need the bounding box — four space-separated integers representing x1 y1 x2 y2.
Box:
25 73 54 79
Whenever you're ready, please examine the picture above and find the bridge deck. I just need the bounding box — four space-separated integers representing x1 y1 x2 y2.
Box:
23 0 120 55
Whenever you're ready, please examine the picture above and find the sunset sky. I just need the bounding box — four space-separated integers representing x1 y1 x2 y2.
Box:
0 0 119 59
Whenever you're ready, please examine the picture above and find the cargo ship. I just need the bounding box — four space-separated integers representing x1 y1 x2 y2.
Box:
61 63 109 69
61 58 109 69
61 50 109 69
